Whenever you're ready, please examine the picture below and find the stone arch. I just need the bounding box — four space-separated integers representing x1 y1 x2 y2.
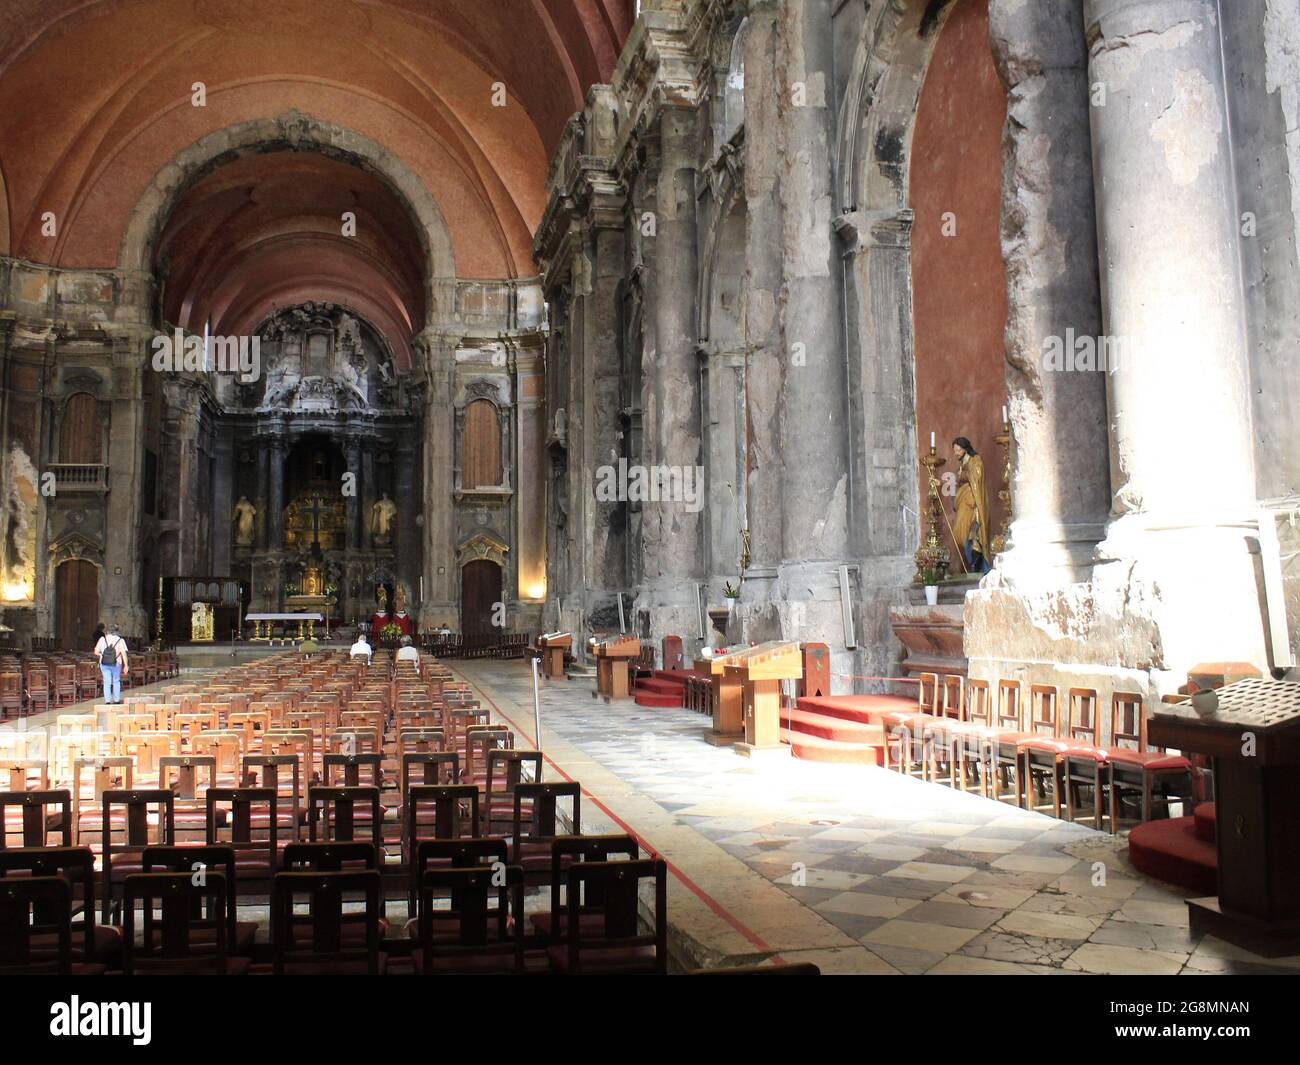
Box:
116 111 458 324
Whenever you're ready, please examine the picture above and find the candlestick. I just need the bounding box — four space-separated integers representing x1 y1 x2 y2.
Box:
914 444 951 585
991 416 1013 556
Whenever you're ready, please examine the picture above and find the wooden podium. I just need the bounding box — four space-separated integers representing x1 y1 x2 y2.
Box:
723 641 802 757
537 632 571 679
700 651 745 745
592 635 640 701
1149 678 1300 956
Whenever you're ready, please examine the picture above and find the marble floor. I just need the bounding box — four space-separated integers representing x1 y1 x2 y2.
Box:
453 659 1298 975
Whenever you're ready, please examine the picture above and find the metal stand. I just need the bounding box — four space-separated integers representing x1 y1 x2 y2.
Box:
530 655 543 752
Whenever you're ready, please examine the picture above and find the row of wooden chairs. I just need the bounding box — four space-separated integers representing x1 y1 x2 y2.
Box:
881 674 1194 832
0 837 668 975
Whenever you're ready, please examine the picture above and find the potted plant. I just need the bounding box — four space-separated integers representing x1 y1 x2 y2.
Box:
919 567 943 606
723 581 740 613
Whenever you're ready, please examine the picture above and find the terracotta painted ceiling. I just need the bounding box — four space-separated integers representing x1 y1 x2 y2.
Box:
0 0 632 338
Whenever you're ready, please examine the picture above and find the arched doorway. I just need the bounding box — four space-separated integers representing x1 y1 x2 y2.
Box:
460 560 502 636
56 559 98 651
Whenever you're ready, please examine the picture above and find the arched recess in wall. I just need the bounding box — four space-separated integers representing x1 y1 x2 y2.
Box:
836 0 1007 567
116 113 457 331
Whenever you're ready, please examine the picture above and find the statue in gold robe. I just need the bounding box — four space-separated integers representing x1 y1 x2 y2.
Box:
951 436 990 575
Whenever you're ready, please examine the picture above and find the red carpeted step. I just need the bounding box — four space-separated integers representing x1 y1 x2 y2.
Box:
633 690 682 707
796 694 919 727
779 728 885 766
1127 816 1217 897
1193 802 1216 843
638 677 686 697
783 706 886 746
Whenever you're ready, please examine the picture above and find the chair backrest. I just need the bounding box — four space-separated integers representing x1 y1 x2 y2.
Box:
1067 687 1100 744
271 870 383 975
1028 684 1060 736
941 675 964 720
564 858 668 974
407 784 479 848
547 834 640 934
1111 691 1147 751
965 678 991 726
0 876 72 974
417 865 524 973
512 781 581 859
0 846 97 961
142 844 239 954
0 789 72 849
401 752 459 795
307 786 381 843
205 787 278 863
158 755 218 801
323 752 382 788
917 672 940 713
122 871 229 974
996 680 1022 730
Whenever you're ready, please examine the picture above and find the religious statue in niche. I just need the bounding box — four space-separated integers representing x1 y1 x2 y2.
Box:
951 436 990 575
370 492 397 546
232 496 256 546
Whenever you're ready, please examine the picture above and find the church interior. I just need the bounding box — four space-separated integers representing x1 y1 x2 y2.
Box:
0 0 1298 995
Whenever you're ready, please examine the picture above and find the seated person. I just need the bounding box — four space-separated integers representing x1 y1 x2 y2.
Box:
396 634 420 672
349 631 372 661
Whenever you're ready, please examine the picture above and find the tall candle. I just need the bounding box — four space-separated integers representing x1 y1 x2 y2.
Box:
1001 405 1007 424
929 431 935 449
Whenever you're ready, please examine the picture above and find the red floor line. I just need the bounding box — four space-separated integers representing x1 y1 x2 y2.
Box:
450 666 784 962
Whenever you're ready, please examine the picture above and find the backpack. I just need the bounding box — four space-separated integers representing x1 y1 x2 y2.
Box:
100 637 118 668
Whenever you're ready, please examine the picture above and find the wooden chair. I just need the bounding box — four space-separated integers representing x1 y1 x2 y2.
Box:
205 787 280 883
0 671 24 718
531 834 640 945
0 789 72 850
141 844 256 956
121 871 246 974
1059 688 1106 828
1105 692 1193 831
405 785 481 916
1016 684 1071 815
52 664 79 707
414 864 526 974
100 789 176 923
483 749 542 835
307 786 382 845
0 846 114 966
271 869 385 975
548 858 668 975
24 667 51 716
0 876 105 975
511 781 581 884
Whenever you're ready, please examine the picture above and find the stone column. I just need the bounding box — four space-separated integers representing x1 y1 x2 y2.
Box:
266 437 285 548
1083 0 1267 675
344 436 361 551
774 0 851 664
211 430 233 575
639 106 703 642
103 333 149 635
419 329 458 629
511 338 547 619
740 0 785 611
1085 0 1256 516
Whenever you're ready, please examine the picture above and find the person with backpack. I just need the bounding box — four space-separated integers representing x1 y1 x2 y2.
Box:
94 623 128 704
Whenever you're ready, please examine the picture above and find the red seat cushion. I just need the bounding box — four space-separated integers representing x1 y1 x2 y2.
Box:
1105 748 1190 771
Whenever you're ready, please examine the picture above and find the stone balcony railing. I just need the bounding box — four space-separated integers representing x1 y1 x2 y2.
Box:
48 463 110 493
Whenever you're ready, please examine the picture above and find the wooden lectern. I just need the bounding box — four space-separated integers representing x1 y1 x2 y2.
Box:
723 641 803 758
1149 678 1300 956
592 635 640 701
701 650 745 745
537 632 571 679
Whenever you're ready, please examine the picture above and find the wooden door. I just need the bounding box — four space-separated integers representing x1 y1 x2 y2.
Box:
56 560 99 651
460 560 501 636
59 393 102 463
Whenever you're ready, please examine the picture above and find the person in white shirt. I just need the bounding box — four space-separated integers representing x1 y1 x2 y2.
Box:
94 623 128 704
396 634 420 672
349 632 372 662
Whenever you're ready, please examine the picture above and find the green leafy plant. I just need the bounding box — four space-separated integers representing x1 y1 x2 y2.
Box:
723 581 740 598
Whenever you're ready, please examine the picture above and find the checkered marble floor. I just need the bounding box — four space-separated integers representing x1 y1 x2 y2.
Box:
457 659 1298 975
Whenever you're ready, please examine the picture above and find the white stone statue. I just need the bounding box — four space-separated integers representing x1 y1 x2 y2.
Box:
370 492 397 545
233 496 257 546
